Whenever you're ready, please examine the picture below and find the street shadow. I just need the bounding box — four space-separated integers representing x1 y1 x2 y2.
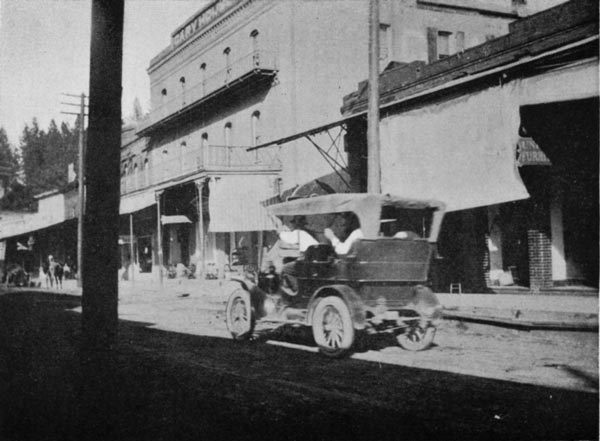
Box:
560 365 599 391
1 291 598 441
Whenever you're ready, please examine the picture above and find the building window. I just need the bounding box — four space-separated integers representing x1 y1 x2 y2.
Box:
179 77 186 105
200 62 206 95
160 88 168 107
133 163 138 187
437 31 451 59
251 111 261 147
223 47 231 82
427 28 461 62
144 158 149 185
250 29 259 66
224 122 232 147
180 141 187 172
379 23 391 71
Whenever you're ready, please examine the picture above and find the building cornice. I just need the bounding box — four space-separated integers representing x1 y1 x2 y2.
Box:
148 0 266 75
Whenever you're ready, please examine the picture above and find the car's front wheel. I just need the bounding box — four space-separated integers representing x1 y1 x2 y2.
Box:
226 288 255 340
312 296 355 357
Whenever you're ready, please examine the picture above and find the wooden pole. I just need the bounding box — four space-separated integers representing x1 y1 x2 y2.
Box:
129 214 135 284
77 93 85 287
195 180 205 276
156 191 164 286
367 0 381 194
81 0 124 349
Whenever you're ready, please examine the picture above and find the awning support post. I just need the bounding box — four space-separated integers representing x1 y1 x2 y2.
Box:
195 179 205 276
129 213 134 285
155 190 163 286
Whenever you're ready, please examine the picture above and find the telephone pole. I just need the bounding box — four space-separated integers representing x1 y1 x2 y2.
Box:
367 0 381 194
61 93 88 287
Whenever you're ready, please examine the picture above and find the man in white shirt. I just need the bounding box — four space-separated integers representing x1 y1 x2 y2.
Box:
324 213 363 255
279 216 318 295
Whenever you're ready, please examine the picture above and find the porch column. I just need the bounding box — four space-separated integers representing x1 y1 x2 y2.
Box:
129 213 135 284
195 179 205 276
550 184 567 282
155 190 163 286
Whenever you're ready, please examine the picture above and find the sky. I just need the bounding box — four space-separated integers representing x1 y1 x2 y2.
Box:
0 0 207 146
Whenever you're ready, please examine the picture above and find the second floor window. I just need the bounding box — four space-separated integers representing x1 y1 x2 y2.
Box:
200 63 207 95
251 111 260 147
179 77 186 105
223 47 231 82
224 122 232 147
250 29 259 66
379 23 391 71
427 28 465 63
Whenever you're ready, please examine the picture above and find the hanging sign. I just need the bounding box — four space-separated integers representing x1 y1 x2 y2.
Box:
516 138 551 167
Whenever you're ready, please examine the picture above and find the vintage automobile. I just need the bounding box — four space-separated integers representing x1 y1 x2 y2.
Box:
225 193 446 357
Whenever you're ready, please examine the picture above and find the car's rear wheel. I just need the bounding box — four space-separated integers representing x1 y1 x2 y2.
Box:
396 323 436 351
226 288 254 340
312 296 354 357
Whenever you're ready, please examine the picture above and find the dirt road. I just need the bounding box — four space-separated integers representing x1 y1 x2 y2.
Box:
1 291 597 441
117 293 599 393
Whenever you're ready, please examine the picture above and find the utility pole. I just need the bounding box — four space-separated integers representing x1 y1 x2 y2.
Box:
367 0 381 194
81 0 124 350
61 93 88 287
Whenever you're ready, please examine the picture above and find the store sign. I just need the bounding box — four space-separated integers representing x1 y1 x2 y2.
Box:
516 137 551 167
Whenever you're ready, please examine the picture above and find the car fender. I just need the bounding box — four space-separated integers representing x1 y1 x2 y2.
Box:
229 275 258 294
307 284 367 330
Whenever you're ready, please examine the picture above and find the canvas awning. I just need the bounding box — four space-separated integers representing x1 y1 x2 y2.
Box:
0 213 66 241
161 215 192 225
379 83 530 212
120 190 156 215
208 175 278 232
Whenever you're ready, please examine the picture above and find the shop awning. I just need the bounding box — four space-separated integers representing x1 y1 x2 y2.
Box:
161 215 191 225
0 213 66 241
120 191 156 215
379 83 530 212
208 175 278 232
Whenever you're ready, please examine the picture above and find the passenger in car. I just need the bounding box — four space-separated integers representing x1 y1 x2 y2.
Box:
324 213 363 255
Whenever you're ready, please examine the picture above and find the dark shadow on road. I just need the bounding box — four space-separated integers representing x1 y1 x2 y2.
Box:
560 365 600 391
0 291 597 441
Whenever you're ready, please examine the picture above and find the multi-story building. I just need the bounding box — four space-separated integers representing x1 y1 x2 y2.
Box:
120 0 535 278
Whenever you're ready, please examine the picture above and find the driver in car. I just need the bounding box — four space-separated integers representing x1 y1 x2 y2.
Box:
279 215 318 295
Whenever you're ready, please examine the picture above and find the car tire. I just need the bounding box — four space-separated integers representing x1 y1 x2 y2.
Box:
226 288 255 340
312 296 355 357
396 324 436 351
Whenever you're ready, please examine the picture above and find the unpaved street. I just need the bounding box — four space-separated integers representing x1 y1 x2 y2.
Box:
1 290 598 441
117 290 599 393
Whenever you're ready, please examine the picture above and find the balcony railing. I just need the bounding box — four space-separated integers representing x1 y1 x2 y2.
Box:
138 50 277 134
120 144 280 195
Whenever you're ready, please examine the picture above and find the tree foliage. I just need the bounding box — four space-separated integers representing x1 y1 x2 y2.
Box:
0 119 83 211
19 118 81 196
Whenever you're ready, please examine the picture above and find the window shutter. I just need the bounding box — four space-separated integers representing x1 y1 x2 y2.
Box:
427 27 438 63
455 31 465 53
